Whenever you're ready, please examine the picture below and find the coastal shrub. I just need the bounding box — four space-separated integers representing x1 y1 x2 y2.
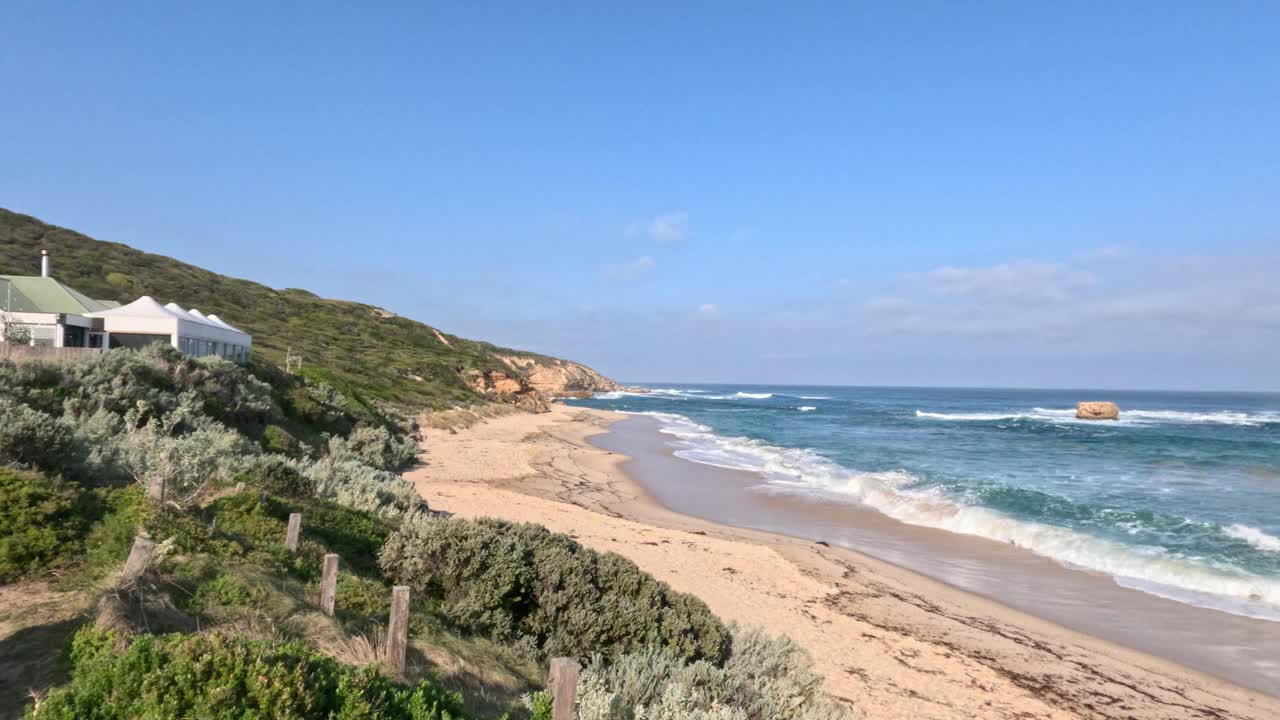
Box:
235 455 311 497
262 423 302 456
328 424 419 471
0 468 86 582
115 422 255 503
304 458 426 519
26 628 469 719
0 398 77 474
55 345 182 421
573 626 851 720
379 517 730 664
183 355 279 428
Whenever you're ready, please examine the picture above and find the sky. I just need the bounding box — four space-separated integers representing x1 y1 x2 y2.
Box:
2 2 1278 391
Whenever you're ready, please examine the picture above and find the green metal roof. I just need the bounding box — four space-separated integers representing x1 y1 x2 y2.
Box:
0 276 116 314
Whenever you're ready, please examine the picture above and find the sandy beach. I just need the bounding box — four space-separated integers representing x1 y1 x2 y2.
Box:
406 404 1280 720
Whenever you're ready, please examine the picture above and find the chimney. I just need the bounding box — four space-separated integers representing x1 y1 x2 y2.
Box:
40 250 50 278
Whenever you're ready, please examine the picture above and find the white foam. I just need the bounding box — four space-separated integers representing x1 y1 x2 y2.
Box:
915 407 1280 427
797 406 817 412
733 392 773 399
916 410 1023 421
630 410 1280 620
798 395 832 400
1226 525 1280 554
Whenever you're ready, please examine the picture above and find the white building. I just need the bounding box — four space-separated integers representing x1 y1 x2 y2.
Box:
1 251 252 363
1 251 119 348
89 296 252 363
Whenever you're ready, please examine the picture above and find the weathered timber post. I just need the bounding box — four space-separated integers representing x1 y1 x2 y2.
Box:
385 586 410 676
320 553 339 616
147 476 165 503
122 537 156 580
548 657 579 720
285 513 302 552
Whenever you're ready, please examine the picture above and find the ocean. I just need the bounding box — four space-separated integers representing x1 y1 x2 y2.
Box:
568 385 1280 622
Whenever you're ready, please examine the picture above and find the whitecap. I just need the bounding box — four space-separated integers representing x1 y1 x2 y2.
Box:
1226 524 1280 554
915 407 1280 427
797 406 817 412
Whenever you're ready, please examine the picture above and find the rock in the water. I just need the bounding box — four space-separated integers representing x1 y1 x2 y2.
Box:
1076 401 1120 420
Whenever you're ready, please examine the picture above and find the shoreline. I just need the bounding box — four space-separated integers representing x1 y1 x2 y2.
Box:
407 404 1280 720
596 413 1280 697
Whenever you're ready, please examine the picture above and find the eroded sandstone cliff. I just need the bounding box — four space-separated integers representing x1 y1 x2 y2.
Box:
458 355 617 412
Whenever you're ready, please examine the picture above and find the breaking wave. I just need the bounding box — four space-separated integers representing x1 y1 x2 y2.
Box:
916 407 1280 427
1227 525 1280 554
626 410 1280 620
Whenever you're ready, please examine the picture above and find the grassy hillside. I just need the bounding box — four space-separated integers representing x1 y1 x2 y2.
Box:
0 208 590 411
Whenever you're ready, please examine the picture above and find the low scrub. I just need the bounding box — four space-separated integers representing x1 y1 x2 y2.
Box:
328 424 419 471
304 458 426 519
572 626 853 720
380 517 730 664
27 628 468 719
0 468 144 584
0 468 85 582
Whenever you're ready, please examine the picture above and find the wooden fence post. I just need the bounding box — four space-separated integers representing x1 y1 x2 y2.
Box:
320 554 339 616
385 586 410 676
147 476 165 503
285 513 302 552
122 537 156 580
548 657 579 720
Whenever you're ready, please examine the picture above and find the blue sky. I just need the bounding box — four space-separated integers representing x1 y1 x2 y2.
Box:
2 3 1277 390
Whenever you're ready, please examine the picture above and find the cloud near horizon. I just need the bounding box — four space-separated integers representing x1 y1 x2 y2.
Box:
861 249 1280 342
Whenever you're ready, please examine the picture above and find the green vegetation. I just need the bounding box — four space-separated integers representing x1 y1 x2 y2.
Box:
0 469 85 582
0 207 590 411
28 628 468 720
0 339 848 718
379 517 730 664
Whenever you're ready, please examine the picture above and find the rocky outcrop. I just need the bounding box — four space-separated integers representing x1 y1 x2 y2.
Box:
458 354 616 412
498 355 618 398
1076 401 1120 420
460 368 550 412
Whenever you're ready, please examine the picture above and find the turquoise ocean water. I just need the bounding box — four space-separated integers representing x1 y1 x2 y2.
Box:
568 385 1280 621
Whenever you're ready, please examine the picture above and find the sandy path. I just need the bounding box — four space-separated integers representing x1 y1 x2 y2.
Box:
406 404 1280 720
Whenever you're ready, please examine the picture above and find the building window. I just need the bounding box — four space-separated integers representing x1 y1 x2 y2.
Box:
63 325 87 348
30 326 57 347
108 333 171 350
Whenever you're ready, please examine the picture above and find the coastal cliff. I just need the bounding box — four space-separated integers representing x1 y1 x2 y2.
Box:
459 356 618 411
499 354 618 398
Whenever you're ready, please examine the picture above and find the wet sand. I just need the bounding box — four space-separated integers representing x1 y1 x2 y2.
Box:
407 404 1280 720
598 415 1280 698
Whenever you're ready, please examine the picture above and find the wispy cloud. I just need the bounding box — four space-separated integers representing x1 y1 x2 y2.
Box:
864 250 1280 341
906 260 1096 302
602 255 656 278
630 211 689 243
695 303 719 318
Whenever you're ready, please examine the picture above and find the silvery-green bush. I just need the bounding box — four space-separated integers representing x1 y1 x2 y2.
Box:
0 397 78 474
574 626 853 720
327 424 419 471
302 458 425 519
115 422 255 503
